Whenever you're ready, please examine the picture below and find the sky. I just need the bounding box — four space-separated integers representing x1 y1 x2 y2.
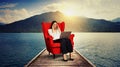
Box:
0 0 120 24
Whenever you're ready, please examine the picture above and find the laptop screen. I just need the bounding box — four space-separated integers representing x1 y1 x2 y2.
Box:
60 31 71 38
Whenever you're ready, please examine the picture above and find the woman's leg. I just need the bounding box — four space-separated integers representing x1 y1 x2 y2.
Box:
59 38 68 61
54 39 68 61
58 38 73 61
64 38 74 60
64 38 73 53
60 38 68 54
63 54 67 61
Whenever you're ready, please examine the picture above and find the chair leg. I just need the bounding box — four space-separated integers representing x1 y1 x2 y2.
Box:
53 54 55 59
48 52 50 55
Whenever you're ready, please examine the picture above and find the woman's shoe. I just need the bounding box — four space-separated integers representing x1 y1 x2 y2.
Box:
69 58 74 61
63 59 68 62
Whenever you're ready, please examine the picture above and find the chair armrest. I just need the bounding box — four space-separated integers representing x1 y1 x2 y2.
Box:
69 34 75 45
46 35 54 45
69 34 74 39
47 35 53 40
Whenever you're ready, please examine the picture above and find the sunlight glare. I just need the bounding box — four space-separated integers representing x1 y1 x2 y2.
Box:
62 10 76 16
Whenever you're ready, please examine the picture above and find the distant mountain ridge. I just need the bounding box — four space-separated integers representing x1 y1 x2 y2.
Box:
112 17 120 22
0 11 120 33
112 18 120 25
0 22 5 25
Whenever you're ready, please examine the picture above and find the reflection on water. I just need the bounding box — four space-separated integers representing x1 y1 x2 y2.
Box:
74 33 120 67
0 33 120 67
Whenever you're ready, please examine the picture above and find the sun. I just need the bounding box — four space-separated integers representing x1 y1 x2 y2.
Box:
62 10 76 16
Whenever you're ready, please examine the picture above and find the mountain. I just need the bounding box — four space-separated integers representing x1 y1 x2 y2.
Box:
112 17 120 22
112 17 120 25
0 22 5 25
0 11 66 33
0 11 120 33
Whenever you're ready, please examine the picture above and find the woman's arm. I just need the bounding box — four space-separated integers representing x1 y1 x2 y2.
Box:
48 29 53 36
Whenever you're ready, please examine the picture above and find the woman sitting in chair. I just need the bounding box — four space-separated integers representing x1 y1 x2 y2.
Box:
48 21 74 61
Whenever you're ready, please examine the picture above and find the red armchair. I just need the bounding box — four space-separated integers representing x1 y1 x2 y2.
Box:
42 22 74 58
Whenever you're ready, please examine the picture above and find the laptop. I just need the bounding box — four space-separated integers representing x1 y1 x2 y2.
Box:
60 31 71 38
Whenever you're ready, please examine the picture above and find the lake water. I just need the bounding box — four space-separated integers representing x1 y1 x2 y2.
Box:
0 33 120 67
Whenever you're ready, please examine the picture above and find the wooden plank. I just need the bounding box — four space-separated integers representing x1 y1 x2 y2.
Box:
25 48 95 67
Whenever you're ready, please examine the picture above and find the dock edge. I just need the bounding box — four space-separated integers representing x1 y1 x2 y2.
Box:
24 48 46 67
75 49 96 67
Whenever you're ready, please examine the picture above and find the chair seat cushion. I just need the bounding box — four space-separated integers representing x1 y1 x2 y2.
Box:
50 43 61 48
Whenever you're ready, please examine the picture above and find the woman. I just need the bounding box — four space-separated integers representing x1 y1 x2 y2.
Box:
48 21 73 61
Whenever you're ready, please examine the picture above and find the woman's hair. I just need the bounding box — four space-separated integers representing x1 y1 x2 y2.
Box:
50 21 57 29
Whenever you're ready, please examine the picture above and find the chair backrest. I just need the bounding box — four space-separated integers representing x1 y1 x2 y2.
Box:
41 22 65 46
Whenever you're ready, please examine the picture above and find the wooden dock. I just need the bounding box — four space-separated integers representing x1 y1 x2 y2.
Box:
25 48 95 67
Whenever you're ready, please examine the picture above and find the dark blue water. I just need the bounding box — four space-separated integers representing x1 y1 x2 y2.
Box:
0 33 120 67
0 33 45 67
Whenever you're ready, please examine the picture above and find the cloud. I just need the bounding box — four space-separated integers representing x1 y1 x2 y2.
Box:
0 8 30 24
0 0 120 24
55 0 120 20
31 1 120 20
0 3 17 9
42 3 61 11
28 3 64 17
